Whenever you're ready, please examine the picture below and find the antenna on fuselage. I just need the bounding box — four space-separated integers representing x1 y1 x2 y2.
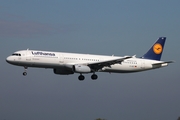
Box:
133 55 136 58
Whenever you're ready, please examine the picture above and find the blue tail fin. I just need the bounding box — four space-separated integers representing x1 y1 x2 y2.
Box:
142 37 166 61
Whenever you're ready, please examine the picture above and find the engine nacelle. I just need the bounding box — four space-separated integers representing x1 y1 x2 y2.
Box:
73 65 91 73
53 68 74 75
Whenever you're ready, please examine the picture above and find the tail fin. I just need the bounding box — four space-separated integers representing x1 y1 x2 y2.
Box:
142 37 166 61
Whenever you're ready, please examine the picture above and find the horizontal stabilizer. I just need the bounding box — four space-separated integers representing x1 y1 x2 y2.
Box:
152 61 174 65
152 61 174 68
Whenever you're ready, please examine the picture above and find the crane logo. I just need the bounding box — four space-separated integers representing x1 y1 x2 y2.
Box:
153 43 163 54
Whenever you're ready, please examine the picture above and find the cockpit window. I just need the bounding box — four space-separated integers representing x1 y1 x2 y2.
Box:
12 53 21 56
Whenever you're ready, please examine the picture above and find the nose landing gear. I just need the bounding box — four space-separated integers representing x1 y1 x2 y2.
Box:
23 66 28 76
23 72 27 76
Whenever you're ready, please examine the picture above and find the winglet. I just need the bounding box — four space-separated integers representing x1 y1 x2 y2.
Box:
142 37 166 61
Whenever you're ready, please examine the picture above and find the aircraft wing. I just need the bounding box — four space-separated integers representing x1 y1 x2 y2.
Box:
87 56 132 71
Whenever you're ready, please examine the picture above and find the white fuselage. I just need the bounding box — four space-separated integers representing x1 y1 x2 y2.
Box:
6 50 168 73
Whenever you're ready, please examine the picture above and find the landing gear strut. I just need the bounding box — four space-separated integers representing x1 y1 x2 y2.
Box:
23 66 28 76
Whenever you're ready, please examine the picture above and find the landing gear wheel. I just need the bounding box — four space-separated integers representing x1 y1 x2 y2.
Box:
23 66 28 76
78 75 85 81
91 74 98 80
23 72 27 76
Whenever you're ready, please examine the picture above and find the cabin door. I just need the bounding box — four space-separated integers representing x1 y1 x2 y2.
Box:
26 51 31 61
59 54 64 63
141 60 145 69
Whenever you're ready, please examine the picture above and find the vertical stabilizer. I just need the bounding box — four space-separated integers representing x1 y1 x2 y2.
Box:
142 37 166 61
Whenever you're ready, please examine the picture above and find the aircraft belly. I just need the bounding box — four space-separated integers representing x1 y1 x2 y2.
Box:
15 61 60 68
101 64 143 73
12 58 61 68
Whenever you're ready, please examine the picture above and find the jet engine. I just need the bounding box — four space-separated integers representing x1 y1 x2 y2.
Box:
53 68 74 75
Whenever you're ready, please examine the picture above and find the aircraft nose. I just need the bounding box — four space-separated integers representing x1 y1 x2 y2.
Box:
6 56 12 63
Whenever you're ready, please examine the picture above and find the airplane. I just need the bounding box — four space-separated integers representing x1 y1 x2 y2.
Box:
6 37 173 81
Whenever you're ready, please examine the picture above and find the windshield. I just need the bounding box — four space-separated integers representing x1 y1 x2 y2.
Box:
12 53 21 56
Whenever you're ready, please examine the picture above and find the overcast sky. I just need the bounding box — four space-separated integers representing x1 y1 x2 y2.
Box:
0 0 180 120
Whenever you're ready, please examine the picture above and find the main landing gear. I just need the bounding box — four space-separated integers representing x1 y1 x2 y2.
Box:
78 74 98 81
78 74 85 81
91 74 98 80
23 66 28 76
